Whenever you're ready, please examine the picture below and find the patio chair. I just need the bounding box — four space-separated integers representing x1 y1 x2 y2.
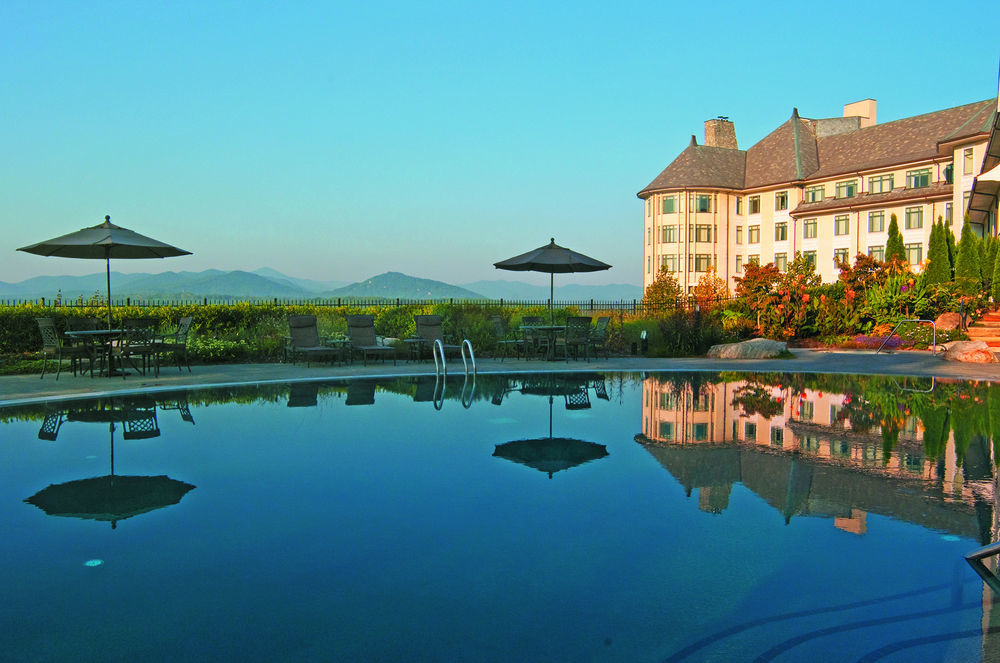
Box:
35 317 96 380
153 316 194 372
346 315 396 366
490 315 523 362
555 316 592 362
588 316 611 360
114 319 159 379
287 315 343 367
414 315 461 361
520 316 548 360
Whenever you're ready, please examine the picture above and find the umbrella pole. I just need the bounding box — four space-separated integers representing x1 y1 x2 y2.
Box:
550 273 554 325
105 251 112 331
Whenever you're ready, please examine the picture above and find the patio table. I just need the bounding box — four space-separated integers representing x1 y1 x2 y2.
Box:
65 329 126 376
520 325 565 361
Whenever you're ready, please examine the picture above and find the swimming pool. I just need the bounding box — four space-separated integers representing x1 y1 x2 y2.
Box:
2 371 998 662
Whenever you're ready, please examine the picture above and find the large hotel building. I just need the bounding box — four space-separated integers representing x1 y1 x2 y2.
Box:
639 93 1000 291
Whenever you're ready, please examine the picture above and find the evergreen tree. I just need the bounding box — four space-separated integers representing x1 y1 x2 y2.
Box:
922 219 950 286
993 240 1000 302
955 217 983 292
885 213 906 264
985 236 999 295
945 224 957 277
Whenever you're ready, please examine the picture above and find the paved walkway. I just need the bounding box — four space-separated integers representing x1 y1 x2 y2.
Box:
3 349 1000 406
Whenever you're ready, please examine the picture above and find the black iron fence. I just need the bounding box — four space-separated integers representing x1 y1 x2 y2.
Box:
1 295 740 315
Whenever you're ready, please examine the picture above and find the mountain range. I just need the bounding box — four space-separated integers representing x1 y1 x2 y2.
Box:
0 268 643 302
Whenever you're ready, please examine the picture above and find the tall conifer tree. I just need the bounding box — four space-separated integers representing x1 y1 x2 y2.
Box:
923 218 950 286
885 213 906 264
955 218 983 292
945 224 957 277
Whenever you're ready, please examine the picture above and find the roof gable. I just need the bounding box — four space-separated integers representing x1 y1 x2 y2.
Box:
637 138 746 197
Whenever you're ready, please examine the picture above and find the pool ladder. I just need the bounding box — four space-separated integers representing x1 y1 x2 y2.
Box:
431 339 476 410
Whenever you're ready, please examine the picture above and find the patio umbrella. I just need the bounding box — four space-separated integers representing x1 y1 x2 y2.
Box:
494 238 611 323
17 215 192 329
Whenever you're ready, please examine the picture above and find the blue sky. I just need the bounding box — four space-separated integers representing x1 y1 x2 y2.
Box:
3 1 998 287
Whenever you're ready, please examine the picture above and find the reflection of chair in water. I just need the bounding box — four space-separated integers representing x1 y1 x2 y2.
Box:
413 376 438 402
38 409 65 441
158 392 195 424
287 382 319 407
346 380 376 406
121 397 160 440
564 387 591 410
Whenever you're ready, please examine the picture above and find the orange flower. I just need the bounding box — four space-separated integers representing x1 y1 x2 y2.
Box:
777 304 784 311
802 293 810 303
820 294 826 304
846 289 856 300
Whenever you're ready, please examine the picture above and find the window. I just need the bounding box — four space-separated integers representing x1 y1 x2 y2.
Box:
646 199 651 216
735 254 743 273
775 222 787 241
868 245 885 261
693 224 713 242
692 394 710 412
748 254 760 266
696 194 712 213
868 211 884 232
801 436 821 452
944 163 953 184
748 195 761 214
775 253 787 272
803 219 817 239
770 427 784 447
906 168 931 189
690 423 709 441
800 401 814 422
945 203 953 225
775 190 788 211
647 256 651 273
736 197 743 215
662 195 677 214
964 148 975 175
803 251 817 268
834 215 850 235
835 180 858 198
658 422 674 440
647 228 651 245
748 225 760 244
736 226 743 244
805 185 824 203
868 174 894 194
905 242 922 265
834 248 849 264
904 206 923 229
744 422 757 439
662 225 678 243
660 393 677 409
694 254 712 272
832 440 851 458
662 254 678 272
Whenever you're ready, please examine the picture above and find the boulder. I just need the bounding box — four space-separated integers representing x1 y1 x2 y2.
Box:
941 340 998 363
934 312 962 331
707 338 788 359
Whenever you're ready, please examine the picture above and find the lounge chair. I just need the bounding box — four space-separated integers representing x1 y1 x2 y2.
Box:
414 315 461 361
287 315 343 367
346 315 396 366
35 317 96 380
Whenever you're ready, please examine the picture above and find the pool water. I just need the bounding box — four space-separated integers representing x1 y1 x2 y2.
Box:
2 371 999 662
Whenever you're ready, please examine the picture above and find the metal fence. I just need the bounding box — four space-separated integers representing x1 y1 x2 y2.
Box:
1 295 741 315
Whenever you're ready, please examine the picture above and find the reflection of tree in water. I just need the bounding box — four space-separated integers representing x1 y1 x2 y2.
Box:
731 384 782 419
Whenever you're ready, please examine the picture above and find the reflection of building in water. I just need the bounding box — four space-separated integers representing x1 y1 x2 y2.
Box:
638 376 995 538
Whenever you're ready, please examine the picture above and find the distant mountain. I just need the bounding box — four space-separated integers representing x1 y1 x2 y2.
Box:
461 280 643 301
123 270 311 298
329 272 484 300
251 268 348 293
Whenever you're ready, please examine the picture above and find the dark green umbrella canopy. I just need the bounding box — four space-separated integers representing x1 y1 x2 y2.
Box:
17 215 191 328
494 238 611 323
24 475 195 528
493 438 608 479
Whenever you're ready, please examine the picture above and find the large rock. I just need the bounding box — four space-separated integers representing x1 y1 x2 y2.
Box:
941 340 998 363
707 338 788 359
934 312 962 331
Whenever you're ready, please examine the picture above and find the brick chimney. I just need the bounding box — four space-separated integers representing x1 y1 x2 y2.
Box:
843 99 876 128
704 116 737 149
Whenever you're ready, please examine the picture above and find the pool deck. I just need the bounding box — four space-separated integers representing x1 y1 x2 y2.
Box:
3 349 1000 406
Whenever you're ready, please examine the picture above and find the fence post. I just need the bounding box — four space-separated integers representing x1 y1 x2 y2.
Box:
203 298 207 306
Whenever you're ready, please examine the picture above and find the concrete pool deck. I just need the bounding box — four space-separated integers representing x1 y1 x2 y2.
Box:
3 348 1000 406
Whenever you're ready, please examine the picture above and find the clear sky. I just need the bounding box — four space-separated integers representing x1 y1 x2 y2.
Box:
3 1 998 288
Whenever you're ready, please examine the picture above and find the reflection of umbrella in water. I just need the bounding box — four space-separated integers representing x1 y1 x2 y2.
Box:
17 215 191 329
494 238 611 323
25 401 194 529
493 376 608 478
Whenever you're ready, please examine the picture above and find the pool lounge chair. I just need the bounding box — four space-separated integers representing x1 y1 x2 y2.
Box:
287 315 343 367
414 315 461 361
346 315 396 366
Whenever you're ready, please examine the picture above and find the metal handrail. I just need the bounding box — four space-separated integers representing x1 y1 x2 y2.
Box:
432 339 445 376
433 372 445 410
461 372 476 409
461 339 476 376
875 319 937 355
966 542 1000 594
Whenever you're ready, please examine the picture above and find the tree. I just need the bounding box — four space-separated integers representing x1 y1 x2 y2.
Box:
692 268 729 311
922 218 951 287
985 236 1000 294
641 266 683 308
992 245 1000 302
945 224 957 277
955 217 983 292
734 261 781 329
885 213 906 264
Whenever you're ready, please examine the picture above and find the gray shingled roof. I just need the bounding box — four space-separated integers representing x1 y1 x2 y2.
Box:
792 181 953 216
745 110 819 189
637 137 746 198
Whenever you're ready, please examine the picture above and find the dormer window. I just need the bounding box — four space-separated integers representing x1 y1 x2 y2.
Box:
835 180 857 199
906 168 931 189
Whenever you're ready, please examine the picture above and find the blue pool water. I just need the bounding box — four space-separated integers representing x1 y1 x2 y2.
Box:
2 372 999 662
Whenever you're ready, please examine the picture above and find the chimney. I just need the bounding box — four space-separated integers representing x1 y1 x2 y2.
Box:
843 99 876 128
704 116 737 149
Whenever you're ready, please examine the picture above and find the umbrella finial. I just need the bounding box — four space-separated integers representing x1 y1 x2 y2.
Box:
105 215 110 222
550 237 555 244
